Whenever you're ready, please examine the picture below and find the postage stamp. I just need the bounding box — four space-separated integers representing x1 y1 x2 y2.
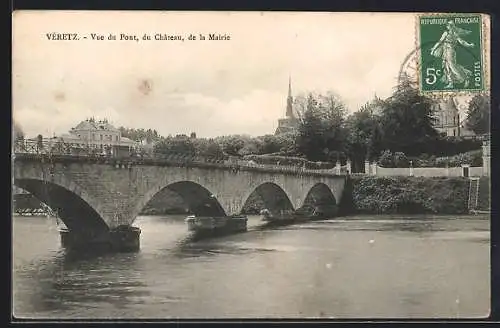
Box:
417 14 485 94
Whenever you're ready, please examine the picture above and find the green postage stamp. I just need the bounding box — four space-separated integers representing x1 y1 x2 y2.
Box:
417 14 486 94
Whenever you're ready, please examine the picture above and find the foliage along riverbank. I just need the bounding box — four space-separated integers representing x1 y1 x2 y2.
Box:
340 176 489 215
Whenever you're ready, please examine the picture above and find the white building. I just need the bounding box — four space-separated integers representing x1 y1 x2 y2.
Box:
62 118 136 145
30 118 139 156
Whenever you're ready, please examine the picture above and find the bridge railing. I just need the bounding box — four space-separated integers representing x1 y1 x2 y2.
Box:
13 139 343 176
13 139 110 157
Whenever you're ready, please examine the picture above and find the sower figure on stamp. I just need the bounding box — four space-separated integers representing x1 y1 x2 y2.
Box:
430 20 475 89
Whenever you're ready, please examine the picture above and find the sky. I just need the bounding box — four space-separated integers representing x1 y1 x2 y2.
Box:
12 11 485 138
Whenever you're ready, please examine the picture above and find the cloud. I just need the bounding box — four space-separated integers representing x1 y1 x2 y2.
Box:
13 103 122 138
13 11 457 138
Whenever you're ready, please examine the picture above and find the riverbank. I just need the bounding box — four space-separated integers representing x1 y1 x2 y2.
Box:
344 176 490 215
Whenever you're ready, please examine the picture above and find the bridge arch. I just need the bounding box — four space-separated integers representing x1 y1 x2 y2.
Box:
241 182 295 215
301 183 337 208
13 177 109 233
132 180 226 221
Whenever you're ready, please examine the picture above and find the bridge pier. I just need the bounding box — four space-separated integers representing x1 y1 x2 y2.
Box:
59 226 141 252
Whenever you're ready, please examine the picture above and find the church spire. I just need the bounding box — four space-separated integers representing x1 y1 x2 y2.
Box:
286 75 294 118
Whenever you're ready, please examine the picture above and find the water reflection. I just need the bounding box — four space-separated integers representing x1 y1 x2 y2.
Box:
13 214 490 319
15 246 151 316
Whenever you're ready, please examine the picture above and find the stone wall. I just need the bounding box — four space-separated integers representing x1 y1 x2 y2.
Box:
372 165 484 177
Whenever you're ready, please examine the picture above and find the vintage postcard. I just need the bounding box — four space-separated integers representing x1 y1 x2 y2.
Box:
12 11 491 320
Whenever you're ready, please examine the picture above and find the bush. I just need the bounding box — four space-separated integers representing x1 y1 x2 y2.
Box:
242 154 335 169
410 149 483 168
378 150 394 167
394 152 409 168
377 150 409 168
351 176 469 214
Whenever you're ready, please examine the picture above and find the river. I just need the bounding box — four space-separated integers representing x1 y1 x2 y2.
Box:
12 214 490 319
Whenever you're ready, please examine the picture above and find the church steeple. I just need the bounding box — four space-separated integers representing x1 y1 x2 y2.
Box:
286 75 294 118
275 75 299 135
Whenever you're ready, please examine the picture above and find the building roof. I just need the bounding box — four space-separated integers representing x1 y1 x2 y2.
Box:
73 119 119 132
120 137 136 144
98 122 119 132
73 120 98 131
434 97 458 113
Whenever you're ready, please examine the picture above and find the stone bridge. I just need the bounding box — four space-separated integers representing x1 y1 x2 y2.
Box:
13 153 347 250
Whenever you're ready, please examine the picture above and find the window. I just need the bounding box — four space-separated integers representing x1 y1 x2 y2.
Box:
100 134 103 141
92 134 95 140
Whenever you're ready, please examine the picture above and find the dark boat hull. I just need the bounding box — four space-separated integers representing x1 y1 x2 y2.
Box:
185 215 248 237
261 205 339 226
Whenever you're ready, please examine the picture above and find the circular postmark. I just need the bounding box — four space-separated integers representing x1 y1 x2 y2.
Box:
398 41 440 90
398 41 484 98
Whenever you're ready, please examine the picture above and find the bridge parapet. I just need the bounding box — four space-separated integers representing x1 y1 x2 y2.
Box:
13 139 344 177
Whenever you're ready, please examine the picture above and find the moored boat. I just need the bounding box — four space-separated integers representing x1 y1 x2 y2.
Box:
185 215 248 236
259 208 299 226
259 204 338 227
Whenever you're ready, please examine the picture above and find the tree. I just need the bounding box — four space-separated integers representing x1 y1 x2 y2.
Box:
153 136 196 156
238 138 263 156
296 94 327 161
119 126 162 144
378 75 439 156
257 134 281 154
378 149 394 167
295 92 348 162
192 138 225 158
274 131 299 155
465 94 490 135
203 140 224 158
367 122 384 161
345 103 381 170
215 135 248 156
